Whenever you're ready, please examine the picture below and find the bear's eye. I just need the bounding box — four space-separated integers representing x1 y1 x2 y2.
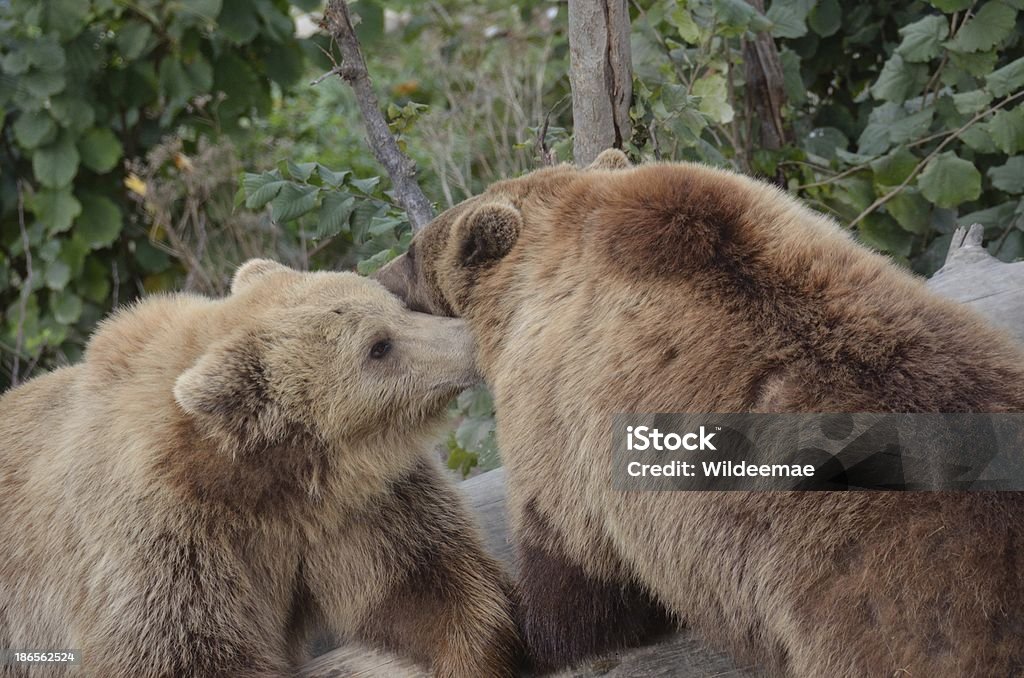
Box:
369 340 392 360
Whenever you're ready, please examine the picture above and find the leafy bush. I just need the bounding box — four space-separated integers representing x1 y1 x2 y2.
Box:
630 0 1024 274
0 0 316 388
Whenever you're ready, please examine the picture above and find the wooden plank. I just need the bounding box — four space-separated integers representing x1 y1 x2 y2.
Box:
302 228 1022 676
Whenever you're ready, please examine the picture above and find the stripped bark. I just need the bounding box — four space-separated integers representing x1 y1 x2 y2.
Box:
319 1 435 230
742 0 791 157
567 0 633 166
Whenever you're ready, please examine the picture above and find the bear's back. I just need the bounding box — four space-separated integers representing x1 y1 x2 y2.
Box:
500 162 1024 415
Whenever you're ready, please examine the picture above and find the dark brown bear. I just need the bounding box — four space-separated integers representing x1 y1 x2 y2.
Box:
375 151 1024 677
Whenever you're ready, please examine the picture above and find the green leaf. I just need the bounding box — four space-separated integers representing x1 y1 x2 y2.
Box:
930 0 972 10
857 123 892 157
886 189 933 234
802 127 849 160
23 69 66 98
13 112 57 149
185 56 213 92
457 385 494 418
692 74 735 123
808 0 841 37
356 247 398 275
58 236 89 278
368 215 403 238
871 54 929 103
896 15 948 62
871 147 919 186
669 6 701 43
49 94 95 133
960 201 1018 228
988 157 1024 193
944 1 1017 53
50 289 83 325
2 50 31 76
78 128 123 174
889 107 935 144
44 0 91 38
212 52 261 119
26 36 66 72
317 165 350 188
78 256 111 304
987 56 1024 98
270 183 319 222
767 0 814 38
352 1 384 44
858 213 913 255
134 239 171 273
255 0 296 43
949 49 999 76
446 435 479 478
159 57 194 107
287 161 317 181
243 171 288 209
77 194 123 249
218 0 261 43
33 133 80 188
712 0 772 34
987 107 1024 154
961 124 998 152
179 0 224 22
952 89 993 115
317 193 356 238
44 259 71 290
918 151 983 208
33 189 81 234
117 20 154 60
350 176 381 194
264 41 305 89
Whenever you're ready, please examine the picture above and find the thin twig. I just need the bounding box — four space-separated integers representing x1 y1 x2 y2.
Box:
848 89 1024 229
320 1 434 230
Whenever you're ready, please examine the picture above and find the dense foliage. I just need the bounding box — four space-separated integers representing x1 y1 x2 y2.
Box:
2 0 1022 472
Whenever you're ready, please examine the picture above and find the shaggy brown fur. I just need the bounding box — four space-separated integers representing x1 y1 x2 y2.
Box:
375 151 1024 676
0 260 519 678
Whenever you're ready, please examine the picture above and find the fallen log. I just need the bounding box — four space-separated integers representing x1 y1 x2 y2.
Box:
302 223 1024 677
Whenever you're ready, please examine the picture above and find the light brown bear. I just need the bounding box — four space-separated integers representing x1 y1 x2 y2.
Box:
0 260 519 678
375 151 1024 677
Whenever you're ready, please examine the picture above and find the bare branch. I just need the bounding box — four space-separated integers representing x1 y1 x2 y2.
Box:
848 89 1024 230
11 180 35 387
320 1 435 231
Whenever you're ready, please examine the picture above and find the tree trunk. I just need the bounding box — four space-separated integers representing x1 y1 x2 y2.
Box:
567 0 633 166
742 0 791 160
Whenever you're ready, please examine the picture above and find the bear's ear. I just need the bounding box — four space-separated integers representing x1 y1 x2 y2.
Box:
453 201 522 268
231 259 291 295
174 333 269 423
586 148 632 171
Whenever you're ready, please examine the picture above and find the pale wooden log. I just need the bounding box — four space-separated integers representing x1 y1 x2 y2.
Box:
926 223 1024 344
303 225 1022 676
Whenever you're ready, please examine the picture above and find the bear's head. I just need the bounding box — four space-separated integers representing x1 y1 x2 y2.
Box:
373 149 632 317
173 259 479 454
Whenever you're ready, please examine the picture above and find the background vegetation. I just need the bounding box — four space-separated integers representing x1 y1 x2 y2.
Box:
2 0 1022 473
